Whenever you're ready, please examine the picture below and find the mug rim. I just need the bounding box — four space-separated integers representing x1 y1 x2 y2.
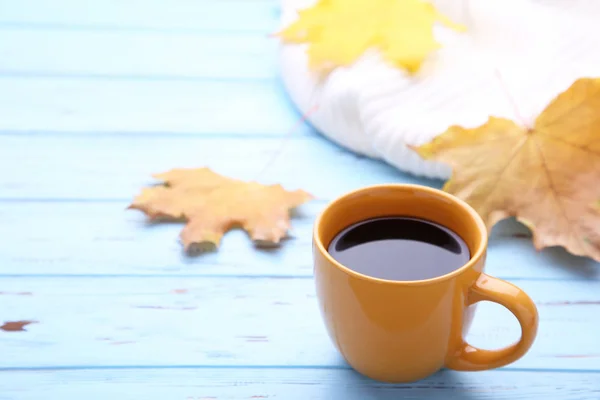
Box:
313 184 488 286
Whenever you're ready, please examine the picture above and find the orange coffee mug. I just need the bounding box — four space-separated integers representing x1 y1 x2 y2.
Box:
313 184 538 383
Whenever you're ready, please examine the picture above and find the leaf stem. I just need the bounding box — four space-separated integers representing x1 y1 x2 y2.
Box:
493 68 531 129
254 104 320 180
460 0 530 129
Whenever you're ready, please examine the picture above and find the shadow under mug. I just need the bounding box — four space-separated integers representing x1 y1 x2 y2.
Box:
312 184 539 383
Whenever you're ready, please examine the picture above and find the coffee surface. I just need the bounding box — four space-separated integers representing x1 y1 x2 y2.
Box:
327 216 470 281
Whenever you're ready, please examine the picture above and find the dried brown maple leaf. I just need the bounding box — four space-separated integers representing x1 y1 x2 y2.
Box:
129 168 313 253
415 77 600 261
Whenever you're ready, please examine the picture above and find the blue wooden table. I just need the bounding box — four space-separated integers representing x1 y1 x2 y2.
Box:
1 1 599 398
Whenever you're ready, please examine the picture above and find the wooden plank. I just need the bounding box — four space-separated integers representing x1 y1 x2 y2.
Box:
0 277 599 370
0 0 279 33
0 201 597 280
0 136 415 200
0 29 277 80
0 78 306 135
0 368 598 400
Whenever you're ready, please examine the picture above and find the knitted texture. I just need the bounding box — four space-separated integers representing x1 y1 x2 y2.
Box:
278 0 600 179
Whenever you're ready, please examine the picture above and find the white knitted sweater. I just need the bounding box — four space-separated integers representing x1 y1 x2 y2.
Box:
279 0 600 179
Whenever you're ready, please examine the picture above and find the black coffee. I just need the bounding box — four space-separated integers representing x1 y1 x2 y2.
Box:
327 216 470 281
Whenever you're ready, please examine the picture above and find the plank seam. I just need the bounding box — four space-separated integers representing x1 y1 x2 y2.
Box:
0 130 315 139
0 22 275 36
0 274 593 282
0 70 275 83
1 365 599 374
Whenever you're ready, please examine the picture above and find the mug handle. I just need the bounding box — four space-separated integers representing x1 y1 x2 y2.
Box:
446 273 539 371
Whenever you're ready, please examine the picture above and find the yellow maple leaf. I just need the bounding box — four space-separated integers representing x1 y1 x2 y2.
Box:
129 168 313 253
277 0 465 73
415 78 600 261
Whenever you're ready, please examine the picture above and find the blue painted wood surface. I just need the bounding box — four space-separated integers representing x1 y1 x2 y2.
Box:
0 1 599 398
